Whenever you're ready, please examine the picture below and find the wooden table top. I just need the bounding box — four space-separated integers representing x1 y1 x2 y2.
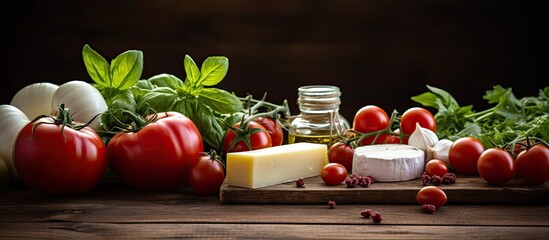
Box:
1 182 548 239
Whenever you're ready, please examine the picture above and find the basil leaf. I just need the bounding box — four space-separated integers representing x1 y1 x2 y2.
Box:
198 56 228 86
137 87 178 114
183 99 225 151
411 92 439 109
184 55 201 84
199 88 243 114
110 50 143 90
426 85 459 108
109 89 136 112
148 73 184 89
82 44 110 87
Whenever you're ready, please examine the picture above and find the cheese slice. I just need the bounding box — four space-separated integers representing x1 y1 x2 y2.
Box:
226 142 328 189
352 144 424 182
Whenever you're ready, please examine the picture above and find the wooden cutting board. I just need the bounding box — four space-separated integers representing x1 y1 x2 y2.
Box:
220 175 549 204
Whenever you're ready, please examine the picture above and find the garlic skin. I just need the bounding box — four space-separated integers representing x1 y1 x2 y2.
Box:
408 122 439 152
427 139 453 165
10 82 59 119
51 81 108 130
0 105 30 180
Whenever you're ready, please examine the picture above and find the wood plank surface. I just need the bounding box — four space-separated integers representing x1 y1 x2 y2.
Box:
220 175 549 204
1 223 548 240
1 184 548 226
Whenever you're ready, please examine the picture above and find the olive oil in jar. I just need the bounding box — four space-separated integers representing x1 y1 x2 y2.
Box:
288 134 341 146
288 85 349 147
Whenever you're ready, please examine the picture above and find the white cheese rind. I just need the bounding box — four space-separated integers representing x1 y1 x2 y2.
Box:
352 144 424 182
226 142 328 189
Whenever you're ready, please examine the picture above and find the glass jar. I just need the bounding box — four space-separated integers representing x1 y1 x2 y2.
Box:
288 85 350 147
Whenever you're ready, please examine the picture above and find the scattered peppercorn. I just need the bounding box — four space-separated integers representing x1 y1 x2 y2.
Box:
345 175 375 188
430 175 443 185
422 204 437 214
422 172 431 185
360 209 373 218
328 200 336 209
442 173 457 184
295 178 305 187
421 172 457 186
371 212 383 223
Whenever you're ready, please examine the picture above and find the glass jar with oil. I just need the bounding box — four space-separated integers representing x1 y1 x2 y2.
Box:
288 85 350 147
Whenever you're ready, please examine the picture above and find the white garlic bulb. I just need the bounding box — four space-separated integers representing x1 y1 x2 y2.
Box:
408 122 439 152
427 139 453 165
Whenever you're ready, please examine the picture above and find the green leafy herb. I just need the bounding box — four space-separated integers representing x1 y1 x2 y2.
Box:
134 55 242 150
412 85 549 148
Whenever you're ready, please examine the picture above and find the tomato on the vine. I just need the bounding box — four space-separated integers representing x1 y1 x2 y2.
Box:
14 106 107 195
108 112 204 190
477 148 516 185
252 117 283 146
352 105 389 145
188 152 226 196
328 142 354 172
449 137 485 175
223 121 272 154
515 144 549 185
416 186 447 209
400 107 436 136
425 159 449 176
320 163 348 185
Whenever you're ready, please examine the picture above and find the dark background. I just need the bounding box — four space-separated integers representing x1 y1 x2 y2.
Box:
2 0 548 122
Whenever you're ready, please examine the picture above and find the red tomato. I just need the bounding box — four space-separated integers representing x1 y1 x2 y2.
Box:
425 159 449 176
352 105 389 145
188 153 226 196
328 142 354 172
108 112 204 190
320 163 348 185
416 186 447 209
14 116 107 195
223 121 272 154
449 137 485 175
515 144 549 185
253 117 283 146
477 148 516 185
400 107 436 136
384 135 402 144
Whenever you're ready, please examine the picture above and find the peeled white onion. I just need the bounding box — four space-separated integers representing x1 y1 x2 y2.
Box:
0 105 30 180
10 82 59 119
51 80 108 130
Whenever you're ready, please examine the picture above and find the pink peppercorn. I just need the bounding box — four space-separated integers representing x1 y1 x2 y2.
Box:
328 200 336 209
371 212 382 223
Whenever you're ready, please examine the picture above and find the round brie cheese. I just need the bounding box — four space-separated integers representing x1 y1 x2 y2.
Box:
352 144 425 182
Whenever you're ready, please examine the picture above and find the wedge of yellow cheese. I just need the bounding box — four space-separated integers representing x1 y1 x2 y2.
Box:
226 142 328 189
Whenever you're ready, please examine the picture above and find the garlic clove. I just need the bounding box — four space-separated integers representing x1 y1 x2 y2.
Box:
427 139 453 165
408 122 439 152
51 81 108 131
10 82 59 119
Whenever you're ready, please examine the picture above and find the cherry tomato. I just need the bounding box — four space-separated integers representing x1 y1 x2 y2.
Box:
384 135 402 144
400 107 436 136
477 148 516 185
320 163 348 185
188 153 226 196
416 186 447 209
328 142 354 172
425 159 449 176
515 144 549 185
108 112 204 190
352 105 389 145
253 117 283 146
14 113 107 195
223 121 272 154
449 137 484 175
